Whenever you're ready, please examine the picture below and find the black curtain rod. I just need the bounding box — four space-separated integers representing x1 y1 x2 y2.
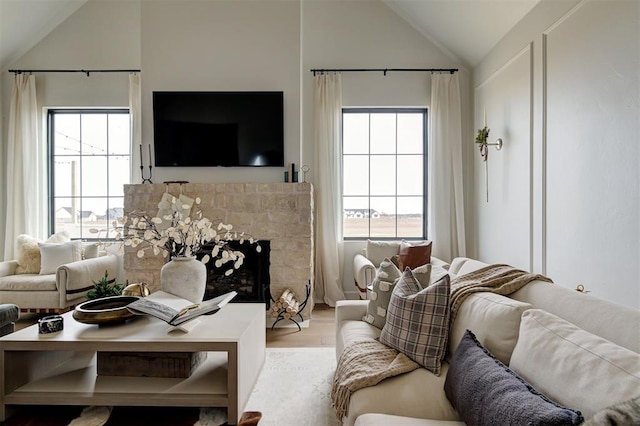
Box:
310 68 458 76
8 69 140 76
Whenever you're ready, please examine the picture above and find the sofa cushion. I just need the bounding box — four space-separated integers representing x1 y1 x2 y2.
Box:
362 258 402 329
509 309 640 418
398 240 432 269
345 363 459 426
379 270 450 375
39 241 83 275
448 292 531 365
354 413 464 426
340 320 382 353
366 240 400 266
15 231 70 274
444 330 583 426
0 273 57 291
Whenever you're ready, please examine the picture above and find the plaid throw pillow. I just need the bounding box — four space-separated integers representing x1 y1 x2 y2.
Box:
379 269 451 375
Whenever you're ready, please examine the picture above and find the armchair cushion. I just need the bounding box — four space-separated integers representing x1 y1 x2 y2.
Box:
0 273 57 291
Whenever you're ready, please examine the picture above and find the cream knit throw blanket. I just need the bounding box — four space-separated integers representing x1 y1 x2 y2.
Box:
331 339 419 421
450 263 552 323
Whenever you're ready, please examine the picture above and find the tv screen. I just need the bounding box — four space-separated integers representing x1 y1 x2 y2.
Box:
153 91 284 167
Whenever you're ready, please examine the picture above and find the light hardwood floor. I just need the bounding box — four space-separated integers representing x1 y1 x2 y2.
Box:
15 304 337 349
266 303 336 348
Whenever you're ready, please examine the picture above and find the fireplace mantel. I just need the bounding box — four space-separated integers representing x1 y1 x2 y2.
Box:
123 182 314 318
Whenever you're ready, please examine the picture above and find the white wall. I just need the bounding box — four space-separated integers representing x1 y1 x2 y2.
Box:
472 0 640 309
301 0 468 298
141 0 301 184
0 0 469 299
0 0 140 260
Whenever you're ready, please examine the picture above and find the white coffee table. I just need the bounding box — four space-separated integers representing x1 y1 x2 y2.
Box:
0 303 265 425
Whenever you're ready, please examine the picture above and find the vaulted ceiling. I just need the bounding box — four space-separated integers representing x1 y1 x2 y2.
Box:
0 0 539 71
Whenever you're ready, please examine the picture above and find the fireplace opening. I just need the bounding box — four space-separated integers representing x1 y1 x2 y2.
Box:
198 240 270 307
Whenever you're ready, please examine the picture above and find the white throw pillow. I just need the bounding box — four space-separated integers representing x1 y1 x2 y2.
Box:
15 231 70 274
366 240 401 266
39 240 83 275
82 242 100 259
509 309 640 418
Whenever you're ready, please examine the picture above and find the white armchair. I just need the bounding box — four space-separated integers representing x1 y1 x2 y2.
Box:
353 240 448 300
0 255 120 313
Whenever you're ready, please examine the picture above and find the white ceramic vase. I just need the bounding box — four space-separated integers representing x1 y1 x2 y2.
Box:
160 256 207 304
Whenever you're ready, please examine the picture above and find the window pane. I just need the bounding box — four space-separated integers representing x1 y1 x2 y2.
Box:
370 155 396 196
344 155 369 196
108 114 130 155
106 197 124 238
397 113 424 154
81 114 108 155
370 197 396 238
342 108 427 240
370 113 396 154
344 197 370 238
81 198 108 239
81 156 108 196
54 114 80 155
53 197 79 237
109 155 129 196
343 113 369 154
398 197 423 237
397 155 423 196
53 156 80 197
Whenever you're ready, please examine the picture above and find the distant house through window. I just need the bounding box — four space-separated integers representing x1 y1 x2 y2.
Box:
342 108 427 239
48 109 130 239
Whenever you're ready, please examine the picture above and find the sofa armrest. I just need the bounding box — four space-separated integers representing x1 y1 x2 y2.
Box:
0 261 18 278
353 254 376 297
56 255 120 303
336 300 369 324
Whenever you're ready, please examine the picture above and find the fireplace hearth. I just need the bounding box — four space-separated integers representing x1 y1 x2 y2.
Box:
199 241 270 306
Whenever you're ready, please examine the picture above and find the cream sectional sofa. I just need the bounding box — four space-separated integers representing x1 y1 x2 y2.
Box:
335 257 640 426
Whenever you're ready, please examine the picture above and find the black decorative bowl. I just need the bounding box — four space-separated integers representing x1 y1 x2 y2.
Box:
73 295 140 325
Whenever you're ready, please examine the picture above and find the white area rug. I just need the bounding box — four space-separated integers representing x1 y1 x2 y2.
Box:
243 347 341 426
69 347 340 426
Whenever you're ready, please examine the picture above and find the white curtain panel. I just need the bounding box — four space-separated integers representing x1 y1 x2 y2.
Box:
313 73 346 306
3 74 46 260
129 73 142 183
429 73 466 262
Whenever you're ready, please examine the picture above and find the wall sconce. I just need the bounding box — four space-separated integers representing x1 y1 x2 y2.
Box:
475 111 504 202
475 128 503 162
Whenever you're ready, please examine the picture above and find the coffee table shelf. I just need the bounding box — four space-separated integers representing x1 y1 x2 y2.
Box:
0 303 265 425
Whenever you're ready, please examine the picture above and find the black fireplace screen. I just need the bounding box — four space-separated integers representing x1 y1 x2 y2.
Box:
198 240 270 306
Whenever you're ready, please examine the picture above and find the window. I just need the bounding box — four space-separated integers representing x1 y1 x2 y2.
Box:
48 109 130 239
342 108 427 239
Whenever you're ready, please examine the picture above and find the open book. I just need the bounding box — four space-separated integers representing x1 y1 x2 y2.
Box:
127 290 237 326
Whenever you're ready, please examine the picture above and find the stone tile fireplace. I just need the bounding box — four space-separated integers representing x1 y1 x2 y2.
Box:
123 182 314 318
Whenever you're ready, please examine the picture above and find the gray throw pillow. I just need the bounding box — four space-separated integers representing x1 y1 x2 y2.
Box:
378 269 450 375
362 258 401 329
444 330 583 426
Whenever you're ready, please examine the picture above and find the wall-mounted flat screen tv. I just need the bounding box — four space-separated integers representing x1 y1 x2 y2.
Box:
153 91 284 167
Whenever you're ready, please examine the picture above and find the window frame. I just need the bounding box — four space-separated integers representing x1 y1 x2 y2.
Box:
47 108 130 240
342 107 429 241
